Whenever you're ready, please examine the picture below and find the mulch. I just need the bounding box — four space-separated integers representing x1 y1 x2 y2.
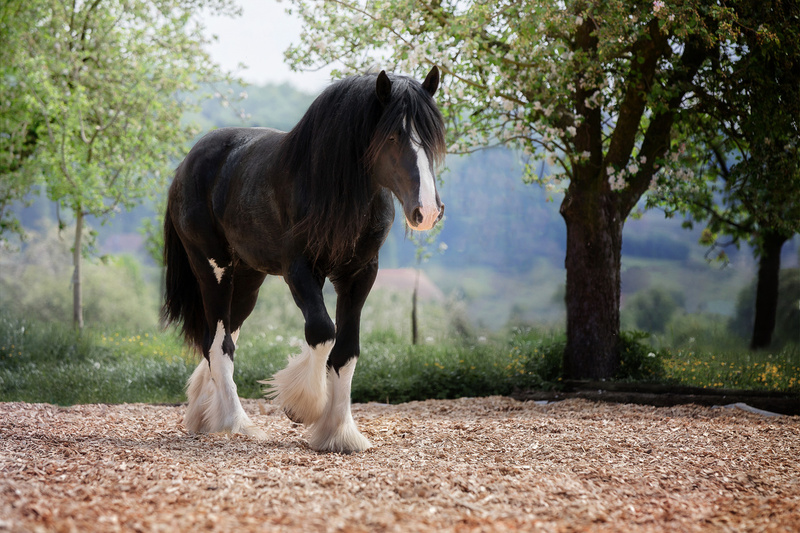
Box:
1 396 798 532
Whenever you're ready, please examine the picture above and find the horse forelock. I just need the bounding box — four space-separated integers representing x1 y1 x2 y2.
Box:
367 76 447 171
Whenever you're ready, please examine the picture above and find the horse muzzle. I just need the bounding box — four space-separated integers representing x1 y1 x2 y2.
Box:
408 202 444 231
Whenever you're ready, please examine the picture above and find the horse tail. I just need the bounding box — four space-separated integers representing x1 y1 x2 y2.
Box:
162 210 205 352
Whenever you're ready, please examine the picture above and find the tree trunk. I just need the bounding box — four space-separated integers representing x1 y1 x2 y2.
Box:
72 211 84 330
411 268 419 345
750 229 788 350
561 189 623 379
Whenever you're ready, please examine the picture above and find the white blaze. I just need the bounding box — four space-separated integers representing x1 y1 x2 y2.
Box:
410 125 439 231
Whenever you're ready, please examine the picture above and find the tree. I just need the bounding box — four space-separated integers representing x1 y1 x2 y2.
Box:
284 0 734 378
7 0 238 328
0 1 42 247
408 221 446 344
651 0 800 349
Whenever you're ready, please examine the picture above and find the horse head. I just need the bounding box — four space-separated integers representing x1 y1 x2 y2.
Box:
371 67 446 231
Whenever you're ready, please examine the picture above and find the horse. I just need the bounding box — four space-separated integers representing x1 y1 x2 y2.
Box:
162 66 446 453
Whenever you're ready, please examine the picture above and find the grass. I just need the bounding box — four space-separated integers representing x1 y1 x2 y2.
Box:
661 348 800 391
1 309 798 406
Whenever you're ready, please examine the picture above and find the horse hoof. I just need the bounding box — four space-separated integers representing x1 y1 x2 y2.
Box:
238 424 268 440
283 407 305 424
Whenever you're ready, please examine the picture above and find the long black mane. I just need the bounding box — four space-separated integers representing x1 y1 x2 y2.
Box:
278 72 446 264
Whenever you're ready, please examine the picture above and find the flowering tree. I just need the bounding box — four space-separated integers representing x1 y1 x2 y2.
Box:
285 0 735 378
5 0 238 328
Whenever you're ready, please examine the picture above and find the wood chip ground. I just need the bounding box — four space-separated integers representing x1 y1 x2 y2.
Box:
1 397 798 532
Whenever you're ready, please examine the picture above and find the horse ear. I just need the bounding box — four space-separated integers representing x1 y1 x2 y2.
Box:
376 70 392 105
422 65 439 97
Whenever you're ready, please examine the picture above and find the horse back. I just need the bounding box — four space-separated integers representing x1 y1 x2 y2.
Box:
168 127 288 271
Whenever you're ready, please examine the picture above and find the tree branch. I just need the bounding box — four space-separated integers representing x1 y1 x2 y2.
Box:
619 36 710 216
604 19 670 170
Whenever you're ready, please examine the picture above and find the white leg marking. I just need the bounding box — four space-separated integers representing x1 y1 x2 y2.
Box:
184 358 214 433
208 258 226 284
184 321 266 439
411 125 439 231
231 328 240 347
309 357 371 453
263 340 333 425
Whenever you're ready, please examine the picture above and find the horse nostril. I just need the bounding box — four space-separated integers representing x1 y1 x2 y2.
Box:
437 203 445 222
413 207 423 225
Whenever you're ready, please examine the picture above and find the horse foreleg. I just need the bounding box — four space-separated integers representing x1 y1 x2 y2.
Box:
309 357 370 453
264 340 333 425
265 258 335 425
308 259 378 453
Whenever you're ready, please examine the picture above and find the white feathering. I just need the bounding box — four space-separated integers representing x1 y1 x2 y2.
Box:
308 358 371 453
262 340 333 425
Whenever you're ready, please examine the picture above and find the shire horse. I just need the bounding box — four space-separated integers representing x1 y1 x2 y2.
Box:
162 67 445 453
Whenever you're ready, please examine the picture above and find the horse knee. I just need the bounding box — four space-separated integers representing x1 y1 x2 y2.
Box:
305 316 335 348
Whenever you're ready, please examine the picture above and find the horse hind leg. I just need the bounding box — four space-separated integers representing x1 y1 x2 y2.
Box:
184 321 266 439
183 255 266 439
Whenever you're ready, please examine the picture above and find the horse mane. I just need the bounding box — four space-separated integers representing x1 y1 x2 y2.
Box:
278 71 446 265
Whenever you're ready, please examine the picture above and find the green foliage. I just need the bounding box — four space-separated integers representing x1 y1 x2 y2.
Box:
1 306 797 406
0 1 42 246
10 0 239 219
0 313 191 404
2 0 241 326
617 330 667 382
648 0 800 260
663 313 742 351
661 345 800 392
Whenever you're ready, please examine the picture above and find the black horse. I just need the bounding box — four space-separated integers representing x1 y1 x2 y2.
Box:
162 67 445 453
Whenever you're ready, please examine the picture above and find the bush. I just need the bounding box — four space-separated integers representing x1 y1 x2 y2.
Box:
625 287 685 334
617 330 667 381
0 225 161 330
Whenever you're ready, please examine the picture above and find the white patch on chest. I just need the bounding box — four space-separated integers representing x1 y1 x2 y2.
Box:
208 258 226 284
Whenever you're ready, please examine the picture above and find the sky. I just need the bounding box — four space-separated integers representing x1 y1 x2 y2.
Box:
202 0 334 93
